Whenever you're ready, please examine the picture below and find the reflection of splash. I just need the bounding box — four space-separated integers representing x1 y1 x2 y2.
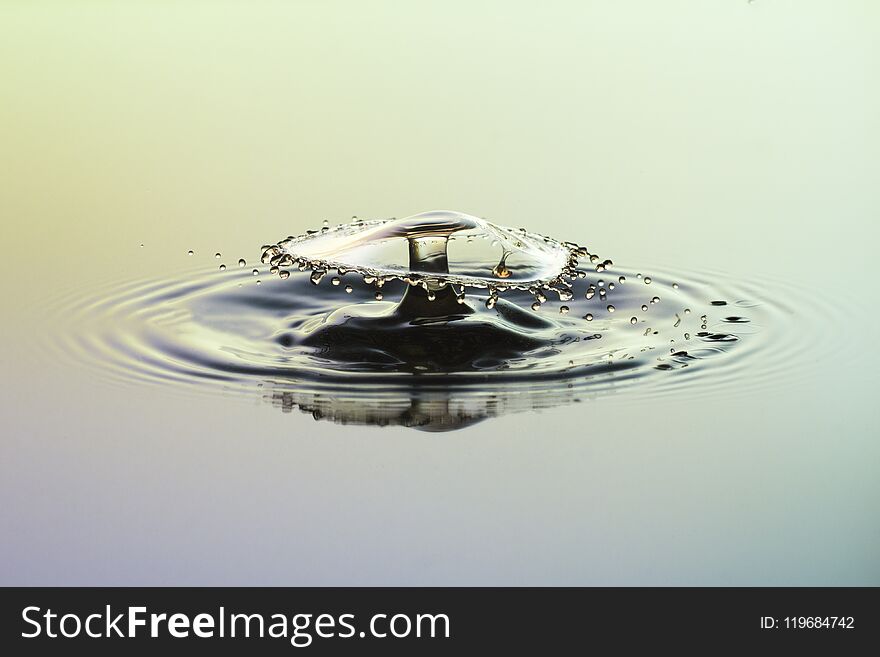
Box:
265 380 604 432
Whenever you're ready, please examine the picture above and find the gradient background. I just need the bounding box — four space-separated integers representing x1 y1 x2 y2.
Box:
1 1 877 584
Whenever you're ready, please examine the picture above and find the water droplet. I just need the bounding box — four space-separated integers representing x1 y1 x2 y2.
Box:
270 266 279 275
310 270 326 285
321 219 330 230
457 293 466 304
531 302 541 311
641 304 648 312
218 264 226 271
618 276 626 284
607 305 615 313
331 277 341 286
215 252 222 259
644 277 652 284
672 283 679 289
344 285 353 293
584 313 593 321
630 317 638 325
279 270 291 279
374 291 384 300
651 296 660 304
187 250 194 256
485 296 497 309
256 279 262 285
684 332 691 339
252 269 259 276
140 243 144 248
560 306 570 314
684 308 691 314
427 291 436 301
238 258 246 268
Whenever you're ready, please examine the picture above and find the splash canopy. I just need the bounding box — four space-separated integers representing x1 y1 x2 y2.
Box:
266 211 581 290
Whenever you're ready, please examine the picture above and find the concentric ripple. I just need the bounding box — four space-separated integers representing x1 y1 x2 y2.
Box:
41 259 812 431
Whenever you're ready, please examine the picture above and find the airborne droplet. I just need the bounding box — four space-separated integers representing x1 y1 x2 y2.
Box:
238 259 246 268
218 264 226 271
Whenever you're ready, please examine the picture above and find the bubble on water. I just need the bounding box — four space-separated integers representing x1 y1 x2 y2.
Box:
218 264 226 271
187 250 194 256
607 305 615 313
239 259 246 268
331 277 341 286
215 253 222 259
560 306 569 314
344 285 353 294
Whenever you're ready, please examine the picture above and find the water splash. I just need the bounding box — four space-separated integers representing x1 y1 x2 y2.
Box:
45 211 803 431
